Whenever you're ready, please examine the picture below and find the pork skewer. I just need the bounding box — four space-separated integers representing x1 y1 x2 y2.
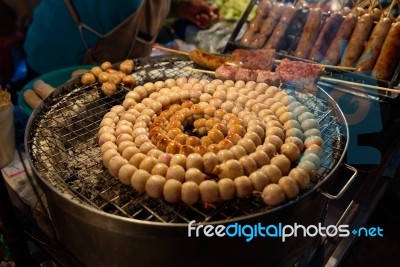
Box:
186 59 324 92
152 45 356 71
183 63 400 94
154 46 276 71
231 48 276 70
214 63 281 86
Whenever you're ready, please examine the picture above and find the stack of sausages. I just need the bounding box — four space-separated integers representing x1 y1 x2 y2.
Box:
240 0 297 50
239 0 400 81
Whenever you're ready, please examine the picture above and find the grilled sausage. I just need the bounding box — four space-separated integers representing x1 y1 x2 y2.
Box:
294 8 323 59
231 48 275 70
308 12 344 62
342 6 353 16
256 0 272 18
188 49 239 70
259 3 285 38
340 13 374 67
371 8 382 22
322 13 358 66
264 5 297 49
249 32 267 48
355 7 367 17
215 64 240 80
240 29 255 46
248 14 265 32
23 89 42 109
355 17 392 71
373 22 400 80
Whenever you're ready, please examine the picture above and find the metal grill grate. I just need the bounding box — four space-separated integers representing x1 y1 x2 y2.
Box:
26 55 348 224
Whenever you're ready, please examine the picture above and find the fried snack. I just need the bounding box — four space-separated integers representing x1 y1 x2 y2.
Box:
33 79 55 99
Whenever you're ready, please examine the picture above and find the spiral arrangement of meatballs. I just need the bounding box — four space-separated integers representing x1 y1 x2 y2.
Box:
98 76 323 207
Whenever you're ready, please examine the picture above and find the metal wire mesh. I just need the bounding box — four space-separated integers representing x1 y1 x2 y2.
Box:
26 55 347 224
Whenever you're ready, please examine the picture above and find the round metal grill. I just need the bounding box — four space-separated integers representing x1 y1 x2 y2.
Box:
26 55 348 224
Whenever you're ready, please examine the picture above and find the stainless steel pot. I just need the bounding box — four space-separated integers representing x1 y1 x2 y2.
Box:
25 56 355 267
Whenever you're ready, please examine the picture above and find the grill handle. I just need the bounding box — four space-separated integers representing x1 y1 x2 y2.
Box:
320 164 358 200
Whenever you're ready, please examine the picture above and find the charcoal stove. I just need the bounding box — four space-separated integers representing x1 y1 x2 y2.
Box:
22 55 356 267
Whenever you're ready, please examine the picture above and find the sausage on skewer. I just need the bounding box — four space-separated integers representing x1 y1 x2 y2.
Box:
189 48 277 71
249 33 268 49
231 48 276 70
215 64 279 86
188 49 241 70
371 8 382 22
240 29 255 46
341 6 353 16
248 15 265 33
256 0 272 18
373 22 400 80
340 13 374 67
215 59 324 91
322 13 358 66
259 3 286 39
275 58 324 91
240 1 272 47
294 8 323 59
154 44 355 74
308 12 344 62
355 17 392 71
264 5 298 50
240 14 264 47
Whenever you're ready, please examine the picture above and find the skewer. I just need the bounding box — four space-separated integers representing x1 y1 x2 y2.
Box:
153 45 190 56
370 0 379 9
358 0 370 9
184 67 215 75
273 59 356 71
152 45 356 71
183 67 400 94
319 77 400 94
383 0 395 17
